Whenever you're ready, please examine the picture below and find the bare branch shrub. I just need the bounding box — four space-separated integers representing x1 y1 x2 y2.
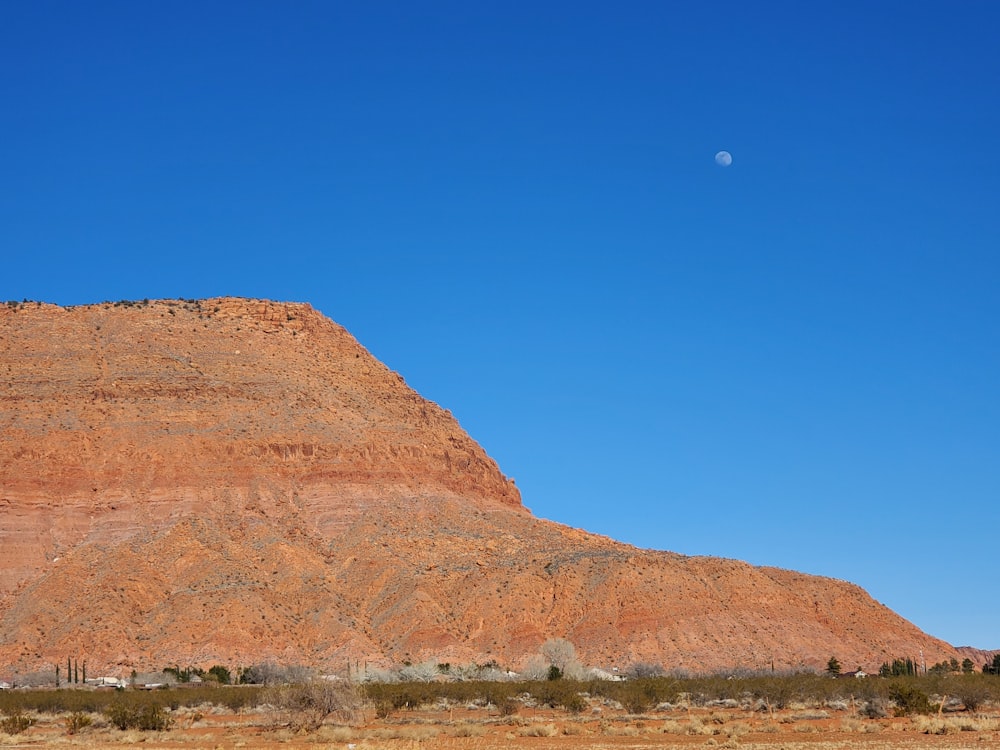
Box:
520 655 550 681
628 662 666 679
540 638 584 678
242 662 312 685
265 679 363 732
398 660 439 682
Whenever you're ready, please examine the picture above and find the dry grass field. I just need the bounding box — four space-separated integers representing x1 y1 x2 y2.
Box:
2 688 999 750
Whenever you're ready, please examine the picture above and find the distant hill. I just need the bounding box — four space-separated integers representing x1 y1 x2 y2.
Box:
0 298 969 675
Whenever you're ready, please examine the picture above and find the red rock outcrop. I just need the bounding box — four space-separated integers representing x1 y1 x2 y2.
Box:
0 298 964 675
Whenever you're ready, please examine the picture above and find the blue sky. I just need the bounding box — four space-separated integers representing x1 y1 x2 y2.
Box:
2 1 998 649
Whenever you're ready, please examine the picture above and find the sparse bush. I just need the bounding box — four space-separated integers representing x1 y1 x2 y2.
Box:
953 675 992 712
859 699 888 719
1 711 34 734
138 704 172 730
519 722 558 736
451 722 486 737
621 691 653 714
661 719 685 734
562 692 588 713
841 717 863 732
65 711 93 734
498 698 520 716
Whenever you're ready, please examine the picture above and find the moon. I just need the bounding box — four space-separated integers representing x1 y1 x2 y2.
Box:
715 150 733 167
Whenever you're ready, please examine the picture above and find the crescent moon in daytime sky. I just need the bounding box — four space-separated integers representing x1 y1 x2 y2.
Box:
715 150 732 166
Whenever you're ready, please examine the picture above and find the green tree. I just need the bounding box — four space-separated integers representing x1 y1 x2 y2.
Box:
984 654 1000 675
961 658 975 674
208 665 231 685
826 656 842 675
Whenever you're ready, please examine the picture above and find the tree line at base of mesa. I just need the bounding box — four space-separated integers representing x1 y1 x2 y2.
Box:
825 654 1000 677
7 639 1000 690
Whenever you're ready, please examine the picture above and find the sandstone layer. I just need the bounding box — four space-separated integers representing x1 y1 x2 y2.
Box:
0 298 966 675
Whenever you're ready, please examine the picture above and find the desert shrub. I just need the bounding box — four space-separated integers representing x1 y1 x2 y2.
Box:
450 722 486 737
65 711 93 734
661 719 685 734
362 679 524 714
955 684 989 713
265 679 362 732
104 700 172 731
104 702 135 730
528 680 586 711
363 682 429 714
132 704 172 731
621 689 653 714
889 683 935 716
219 686 265 712
859 699 888 718
0 711 34 734
950 674 994 712
371 699 393 719
528 681 558 708
498 698 520 716
751 676 797 709
1 688 118 715
482 683 517 709
562 692 588 713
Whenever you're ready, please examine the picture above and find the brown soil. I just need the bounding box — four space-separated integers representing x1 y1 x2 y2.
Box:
6 702 999 749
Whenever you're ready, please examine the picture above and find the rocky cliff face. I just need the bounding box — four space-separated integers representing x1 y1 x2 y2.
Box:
0 298 964 675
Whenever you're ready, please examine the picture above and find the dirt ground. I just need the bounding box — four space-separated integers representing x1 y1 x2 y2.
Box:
4 701 1000 750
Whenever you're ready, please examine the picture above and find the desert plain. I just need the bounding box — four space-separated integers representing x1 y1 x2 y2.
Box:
3 680 1000 750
